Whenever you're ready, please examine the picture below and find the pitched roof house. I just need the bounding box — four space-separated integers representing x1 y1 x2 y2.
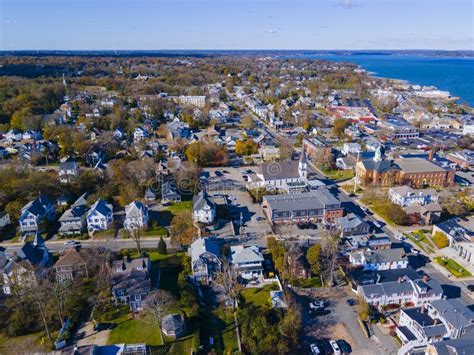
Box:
19 194 55 236
111 256 151 311
193 191 216 224
58 193 88 236
54 248 89 282
124 201 149 231
188 237 220 285
86 199 113 235
230 245 264 280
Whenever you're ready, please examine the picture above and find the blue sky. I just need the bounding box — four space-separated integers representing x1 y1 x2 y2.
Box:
1 0 473 50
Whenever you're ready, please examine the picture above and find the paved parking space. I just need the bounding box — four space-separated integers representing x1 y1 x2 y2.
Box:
201 166 272 241
296 287 399 355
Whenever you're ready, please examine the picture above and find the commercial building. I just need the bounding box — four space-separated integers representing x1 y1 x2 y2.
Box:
262 189 343 224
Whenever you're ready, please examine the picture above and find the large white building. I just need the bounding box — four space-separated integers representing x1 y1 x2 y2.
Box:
388 186 438 207
251 150 308 193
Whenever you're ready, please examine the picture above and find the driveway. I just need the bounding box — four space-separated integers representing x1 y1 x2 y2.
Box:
75 321 110 347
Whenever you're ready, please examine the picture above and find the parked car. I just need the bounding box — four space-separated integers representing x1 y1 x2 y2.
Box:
256 216 265 221
94 322 115 331
336 339 352 354
411 248 421 256
373 221 382 228
310 343 321 355
310 301 325 310
394 234 405 241
346 299 357 306
330 340 341 355
467 284 474 292
64 240 81 247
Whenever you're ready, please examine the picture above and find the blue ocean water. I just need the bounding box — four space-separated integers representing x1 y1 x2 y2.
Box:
299 54 474 106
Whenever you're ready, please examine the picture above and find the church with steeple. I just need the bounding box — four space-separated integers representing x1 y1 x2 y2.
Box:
251 144 311 193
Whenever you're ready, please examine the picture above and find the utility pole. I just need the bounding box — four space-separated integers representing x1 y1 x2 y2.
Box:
353 150 360 194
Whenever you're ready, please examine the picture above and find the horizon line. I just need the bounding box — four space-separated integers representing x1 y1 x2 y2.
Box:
1 48 474 52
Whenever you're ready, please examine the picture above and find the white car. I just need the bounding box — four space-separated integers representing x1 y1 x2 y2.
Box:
64 240 78 246
310 301 325 310
310 343 320 354
373 221 382 228
330 340 341 355
412 248 421 255
395 234 405 241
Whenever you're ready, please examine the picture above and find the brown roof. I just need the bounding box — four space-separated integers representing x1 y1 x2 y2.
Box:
55 248 87 268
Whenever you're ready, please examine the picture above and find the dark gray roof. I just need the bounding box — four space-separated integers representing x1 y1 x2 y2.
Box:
360 158 398 173
17 242 46 265
263 189 340 212
259 160 300 180
403 307 447 337
363 249 406 264
431 338 474 355
430 298 474 330
193 191 215 211
189 237 220 264
339 213 367 230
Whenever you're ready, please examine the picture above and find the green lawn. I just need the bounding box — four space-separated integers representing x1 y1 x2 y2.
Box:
322 168 355 181
164 201 193 214
406 231 435 254
199 309 239 353
141 227 167 237
107 315 163 346
434 257 472 278
299 276 323 288
241 283 280 307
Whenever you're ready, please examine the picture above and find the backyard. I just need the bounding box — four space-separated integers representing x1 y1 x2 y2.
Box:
241 283 280 307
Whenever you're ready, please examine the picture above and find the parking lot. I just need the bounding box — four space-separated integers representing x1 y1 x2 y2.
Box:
296 287 399 355
202 166 272 242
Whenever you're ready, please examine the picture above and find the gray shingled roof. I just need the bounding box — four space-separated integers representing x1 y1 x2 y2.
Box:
263 189 340 212
430 298 474 330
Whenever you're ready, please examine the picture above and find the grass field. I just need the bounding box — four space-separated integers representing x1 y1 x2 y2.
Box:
107 314 164 346
321 168 355 181
164 201 193 214
241 283 280 307
434 257 472 278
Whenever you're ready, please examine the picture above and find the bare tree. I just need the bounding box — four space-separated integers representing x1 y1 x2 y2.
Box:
50 276 73 327
128 227 143 256
320 229 339 287
9 264 55 343
214 258 243 310
144 290 175 344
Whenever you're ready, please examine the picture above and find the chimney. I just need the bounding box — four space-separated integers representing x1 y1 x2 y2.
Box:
423 275 430 283
434 319 439 325
421 304 425 313
398 276 403 283
376 273 381 284
428 150 434 161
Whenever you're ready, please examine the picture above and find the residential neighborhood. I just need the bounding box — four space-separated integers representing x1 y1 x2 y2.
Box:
0 52 473 355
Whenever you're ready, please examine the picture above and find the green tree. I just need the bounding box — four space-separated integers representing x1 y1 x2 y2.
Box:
235 139 258 156
157 236 167 254
306 244 322 275
432 231 449 249
332 118 349 137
